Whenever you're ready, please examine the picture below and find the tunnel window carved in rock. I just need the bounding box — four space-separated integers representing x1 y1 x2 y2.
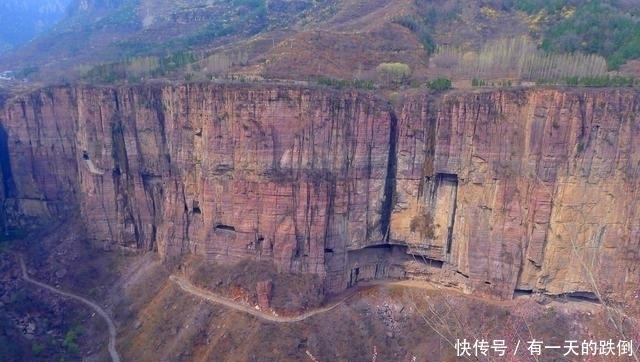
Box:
192 200 202 214
215 224 235 232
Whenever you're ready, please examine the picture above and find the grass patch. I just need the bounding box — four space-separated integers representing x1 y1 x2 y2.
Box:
537 75 638 87
315 76 375 89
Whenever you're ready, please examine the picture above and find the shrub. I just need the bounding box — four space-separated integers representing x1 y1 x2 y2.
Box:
376 62 411 85
427 77 452 91
472 78 490 87
62 325 82 355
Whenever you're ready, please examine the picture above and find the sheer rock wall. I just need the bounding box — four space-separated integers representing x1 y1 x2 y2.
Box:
1 84 638 302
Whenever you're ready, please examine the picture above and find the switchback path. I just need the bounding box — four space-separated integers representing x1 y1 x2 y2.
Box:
17 255 121 362
170 274 356 323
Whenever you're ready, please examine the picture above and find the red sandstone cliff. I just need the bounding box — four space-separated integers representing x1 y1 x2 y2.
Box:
1 84 638 304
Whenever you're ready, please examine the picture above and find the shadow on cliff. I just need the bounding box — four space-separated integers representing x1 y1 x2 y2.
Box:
0 123 16 200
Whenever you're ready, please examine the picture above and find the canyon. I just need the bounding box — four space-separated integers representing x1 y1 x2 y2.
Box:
1 83 639 308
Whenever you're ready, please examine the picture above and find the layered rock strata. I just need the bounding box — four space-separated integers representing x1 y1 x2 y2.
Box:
1 84 638 303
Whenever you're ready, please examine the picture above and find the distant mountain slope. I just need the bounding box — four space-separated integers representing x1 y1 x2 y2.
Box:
0 0 340 81
2 0 640 86
0 0 71 55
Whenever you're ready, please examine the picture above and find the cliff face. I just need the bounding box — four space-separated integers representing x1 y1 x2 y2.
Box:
424 89 640 302
1 84 639 303
0 84 393 287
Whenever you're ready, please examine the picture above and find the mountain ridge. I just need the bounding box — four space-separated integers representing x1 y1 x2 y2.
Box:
3 0 639 87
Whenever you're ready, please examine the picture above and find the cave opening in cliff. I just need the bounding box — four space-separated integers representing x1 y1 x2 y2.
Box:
252 236 264 253
215 224 236 232
344 246 446 287
192 200 201 214
363 243 395 250
435 173 458 183
514 288 533 298
558 291 600 303
346 245 395 287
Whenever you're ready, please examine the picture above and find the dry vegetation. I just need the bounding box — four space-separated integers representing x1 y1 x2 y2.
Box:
188 256 324 314
8 0 639 88
431 37 608 81
0 220 130 361
4 228 638 361
116 267 640 362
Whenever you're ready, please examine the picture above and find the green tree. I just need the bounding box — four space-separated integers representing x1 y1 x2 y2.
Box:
427 77 452 91
376 62 411 86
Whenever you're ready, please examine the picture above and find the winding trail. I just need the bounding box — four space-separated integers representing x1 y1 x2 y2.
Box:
17 255 121 362
170 274 355 323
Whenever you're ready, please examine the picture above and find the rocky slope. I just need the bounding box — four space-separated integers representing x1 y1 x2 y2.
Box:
1 84 639 306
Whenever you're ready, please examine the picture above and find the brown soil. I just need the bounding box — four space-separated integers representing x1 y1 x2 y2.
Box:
188 255 324 314
119 265 640 362
3 222 638 362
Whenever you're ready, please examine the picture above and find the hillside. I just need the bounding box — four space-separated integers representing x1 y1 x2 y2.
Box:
2 0 640 87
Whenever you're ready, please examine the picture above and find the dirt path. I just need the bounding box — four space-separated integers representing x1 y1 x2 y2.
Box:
172 273 620 325
17 255 121 362
170 274 355 323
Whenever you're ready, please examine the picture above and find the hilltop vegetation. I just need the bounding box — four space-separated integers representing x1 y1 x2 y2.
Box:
426 0 640 85
505 0 640 70
2 0 640 88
